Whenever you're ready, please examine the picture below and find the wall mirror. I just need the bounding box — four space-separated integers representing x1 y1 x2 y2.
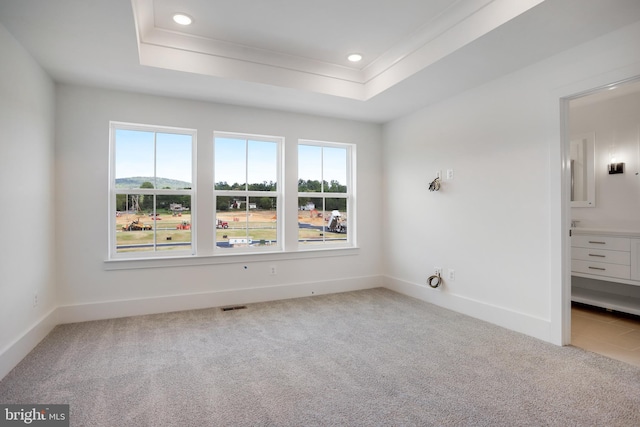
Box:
570 133 595 207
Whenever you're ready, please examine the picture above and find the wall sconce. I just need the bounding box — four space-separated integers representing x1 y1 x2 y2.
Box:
608 161 624 174
608 136 624 174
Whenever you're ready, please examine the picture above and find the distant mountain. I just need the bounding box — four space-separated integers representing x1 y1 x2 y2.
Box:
115 177 192 189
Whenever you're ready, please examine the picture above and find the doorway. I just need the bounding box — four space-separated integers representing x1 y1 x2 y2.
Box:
563 77 640 365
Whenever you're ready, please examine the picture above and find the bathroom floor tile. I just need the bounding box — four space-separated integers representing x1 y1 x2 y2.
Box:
571 304 640 367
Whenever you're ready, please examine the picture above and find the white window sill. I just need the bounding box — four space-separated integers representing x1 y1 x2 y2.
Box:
104 247 359 270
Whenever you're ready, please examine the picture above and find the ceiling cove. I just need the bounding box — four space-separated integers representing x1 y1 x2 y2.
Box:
132 0 544 100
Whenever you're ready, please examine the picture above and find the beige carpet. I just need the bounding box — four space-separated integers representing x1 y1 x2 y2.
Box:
1 288 639 426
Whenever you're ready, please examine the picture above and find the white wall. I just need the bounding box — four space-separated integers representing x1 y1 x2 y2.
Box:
54 85 383 322
382 20 640 344
570 90 640 229
0 24 56 378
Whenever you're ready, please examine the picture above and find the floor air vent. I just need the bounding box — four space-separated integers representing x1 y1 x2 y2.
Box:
221 305 247 312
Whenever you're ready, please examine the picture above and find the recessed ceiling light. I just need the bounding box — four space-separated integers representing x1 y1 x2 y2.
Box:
173 13 193 26
347 53 363 63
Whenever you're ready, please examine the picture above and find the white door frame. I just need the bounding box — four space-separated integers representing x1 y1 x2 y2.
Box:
558 76 640 345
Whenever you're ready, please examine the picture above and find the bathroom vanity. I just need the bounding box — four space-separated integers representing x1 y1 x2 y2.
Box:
571 228 640 316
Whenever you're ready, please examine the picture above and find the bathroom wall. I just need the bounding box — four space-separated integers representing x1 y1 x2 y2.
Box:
570 87 640 229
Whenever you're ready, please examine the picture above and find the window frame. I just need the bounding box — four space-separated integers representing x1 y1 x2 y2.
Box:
108 121 197 259
297 139 356 250
213 131 284 254
105 126 358 269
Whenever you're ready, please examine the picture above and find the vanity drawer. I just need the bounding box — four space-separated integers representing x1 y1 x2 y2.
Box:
571 260 631 280
571 235 630 251
572 248 631 265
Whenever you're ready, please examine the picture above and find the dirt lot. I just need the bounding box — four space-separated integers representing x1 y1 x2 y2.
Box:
115 209 345 251
116 212 191 230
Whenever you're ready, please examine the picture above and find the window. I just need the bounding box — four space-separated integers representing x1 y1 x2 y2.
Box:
108 125 354 264
109 122 195 258
298 140 354 248
214 132 282 252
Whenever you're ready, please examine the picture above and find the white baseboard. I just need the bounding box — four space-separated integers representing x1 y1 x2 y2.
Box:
56 275 382 324
383 275 553 343
0 308 58 380
5 275 550 382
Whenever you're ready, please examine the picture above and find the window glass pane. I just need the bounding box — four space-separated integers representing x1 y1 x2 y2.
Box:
247 140 277 190
324 198 348 242
216 196 246 249
215 196 278 248
215 137 246 190
115 193 155 254
248 196 278 246
297 197 348 245
115 194 194 254
323 146 347 193
156 133 192 189
115 129 154 183
298 145 322 192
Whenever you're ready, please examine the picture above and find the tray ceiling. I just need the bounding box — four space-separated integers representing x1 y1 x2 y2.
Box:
133 0 543 100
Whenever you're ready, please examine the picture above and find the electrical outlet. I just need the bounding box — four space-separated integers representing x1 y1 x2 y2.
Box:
448 269 455 281
434 267 442 276
435 170 442 180
33 292 38 308
270 265 277 275
446 169 454 180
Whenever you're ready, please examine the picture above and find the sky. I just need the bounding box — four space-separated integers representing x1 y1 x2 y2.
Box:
298 144 347 185
215 137 277 185
215 137 347 186
115 129 192 183
115 130 348 187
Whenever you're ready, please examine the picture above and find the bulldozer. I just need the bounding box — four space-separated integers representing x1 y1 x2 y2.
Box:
122 218 152 231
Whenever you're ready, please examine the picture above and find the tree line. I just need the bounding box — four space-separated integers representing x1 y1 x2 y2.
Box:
115 180 347 213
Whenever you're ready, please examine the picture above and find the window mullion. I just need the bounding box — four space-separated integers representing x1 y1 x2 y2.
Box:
245 138 249 191
320 146 324 192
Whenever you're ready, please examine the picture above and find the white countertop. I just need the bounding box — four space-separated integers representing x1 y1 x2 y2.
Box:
571 228 640 238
